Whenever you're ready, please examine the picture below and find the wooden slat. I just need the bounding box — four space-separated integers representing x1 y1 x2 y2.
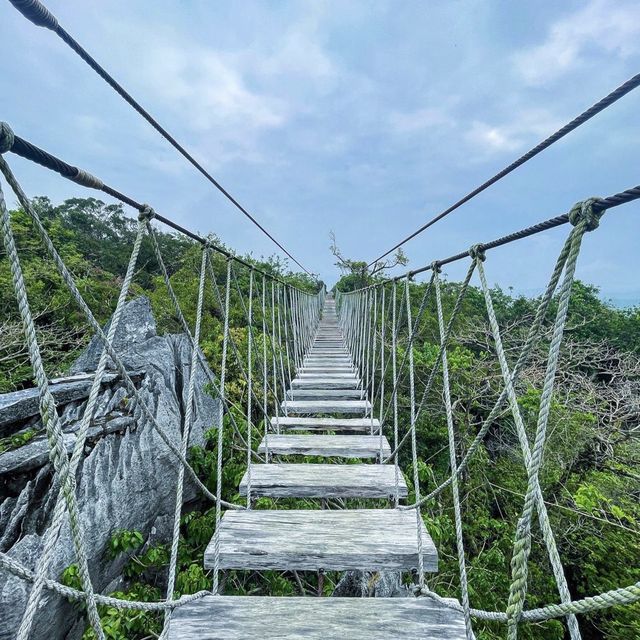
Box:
259 434 390 458
282 400 369 414
239 463 407 498
270 416 380 433
285 389 364 400
168 596 466 639
297 371 357 377
291 378 360 389
207 509 437 572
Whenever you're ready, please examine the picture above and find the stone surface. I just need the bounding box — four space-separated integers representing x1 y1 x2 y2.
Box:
0 373 118 435
0 297 220 640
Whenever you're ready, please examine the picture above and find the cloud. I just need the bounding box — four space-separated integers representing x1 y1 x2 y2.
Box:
466 108 561 154
139 43 288 132
389 107 453 134
513 0 640 85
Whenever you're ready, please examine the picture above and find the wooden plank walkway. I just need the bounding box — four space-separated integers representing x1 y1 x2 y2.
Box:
170 596 465 639
282 399 371 414
170 295 464 638
270 416 380 433
239 463 408 498
206 509 437 571
258 434 390 458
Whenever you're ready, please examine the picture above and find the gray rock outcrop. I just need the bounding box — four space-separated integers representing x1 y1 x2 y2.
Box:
0 297 220 640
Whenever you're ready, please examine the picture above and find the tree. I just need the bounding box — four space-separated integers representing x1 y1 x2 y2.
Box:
329 231 408 291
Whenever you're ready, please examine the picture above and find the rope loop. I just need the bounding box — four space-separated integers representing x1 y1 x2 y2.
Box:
138 204 156 221
469 244 486 262
0 122 15 154
568 198 603 232
430 260 442 273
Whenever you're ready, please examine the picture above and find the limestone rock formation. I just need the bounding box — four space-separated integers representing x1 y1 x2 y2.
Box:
0 297 220 640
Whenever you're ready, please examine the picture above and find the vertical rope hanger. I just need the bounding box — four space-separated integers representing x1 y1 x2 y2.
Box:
212 259 232 595
246 268 254 507
162 245 209 638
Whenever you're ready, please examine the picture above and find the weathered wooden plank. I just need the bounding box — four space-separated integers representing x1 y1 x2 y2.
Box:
285 389 364 400
282 400 370 415
258 434 390 458
291 378 360 389
270 416 380 433
206 509 438 572
239 463 407 498
297 371 357 377
168 596 466 639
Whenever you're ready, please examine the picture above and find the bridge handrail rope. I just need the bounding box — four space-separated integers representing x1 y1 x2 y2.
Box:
367 72 640 268
335 193 640 638
0 147 323 637
0 125 313 293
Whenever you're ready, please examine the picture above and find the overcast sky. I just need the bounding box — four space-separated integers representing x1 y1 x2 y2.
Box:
1 0 639 300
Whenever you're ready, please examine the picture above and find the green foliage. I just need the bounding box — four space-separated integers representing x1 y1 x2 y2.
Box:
6 199 640 638
0 428 37 453
106 530 145 560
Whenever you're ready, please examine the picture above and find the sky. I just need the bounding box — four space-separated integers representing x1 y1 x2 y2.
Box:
1 0 639 300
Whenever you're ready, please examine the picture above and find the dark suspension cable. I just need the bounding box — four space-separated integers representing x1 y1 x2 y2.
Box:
7 0 313 275
367 72 640 267
1 125 317 292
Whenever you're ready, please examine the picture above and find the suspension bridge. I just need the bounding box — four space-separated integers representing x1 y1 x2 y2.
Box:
1 0 640 639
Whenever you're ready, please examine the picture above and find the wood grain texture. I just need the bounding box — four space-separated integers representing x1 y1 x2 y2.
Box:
269 416 381 433
168 596 466 639
281 400 370 414
239 463 408 498
258 434 391 458
206 509 438 571
285 389 364 400
298 369 356 375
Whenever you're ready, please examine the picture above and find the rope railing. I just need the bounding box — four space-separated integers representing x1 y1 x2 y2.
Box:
335 190 640 639
0 146 324 637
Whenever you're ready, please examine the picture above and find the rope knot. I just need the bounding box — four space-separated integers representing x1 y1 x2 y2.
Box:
0 122 15 154
568 198 603 231
469 244 486 262
137 204 156 221
430 260 442 273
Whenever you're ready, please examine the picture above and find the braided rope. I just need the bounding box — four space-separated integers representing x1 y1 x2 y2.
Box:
506 211 592 638
404 277 425 587
476 252 581 638
400 229 576 510
246 269 254 506
261 276 270 459
434 270 475 640
212 259 232 594
0 178 105 640
0 159 240 510
161 246 209 638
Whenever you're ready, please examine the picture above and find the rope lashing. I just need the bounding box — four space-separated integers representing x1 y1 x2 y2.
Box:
568 197 604 231
0 122 15 154
138 203 156 221
467 244 485 262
